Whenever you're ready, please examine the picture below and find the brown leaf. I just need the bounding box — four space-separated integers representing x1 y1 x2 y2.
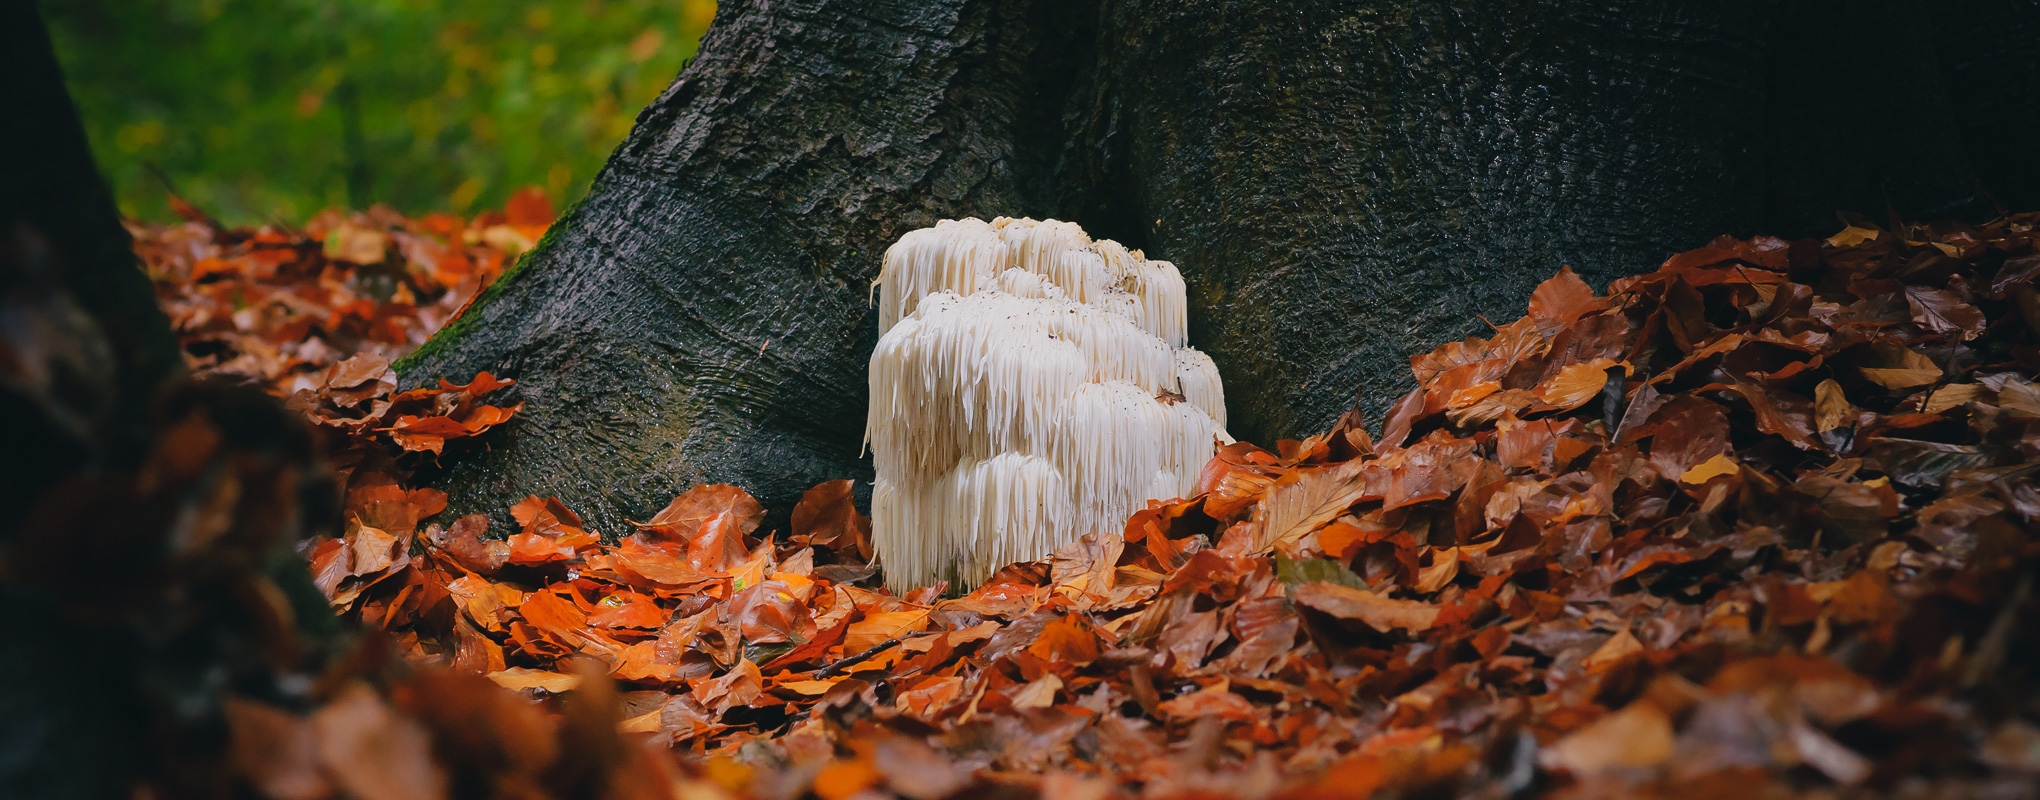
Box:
685 510 751 573
1814 379 1853 433
1028 615 1103 666
1007 673 1064 710
691 659 763 716
1528 267 1602 327
846 609 930 653
635 484 764 541
1156 681 1259 721
587 591 669 629
1634 396 1731 479
427 514 508 574
487 668 583 694
1904 285 1987 340
1291 582 1440 634
1255 459 1369 554
312 684 448 800
1532 360 1614 412
1582 627 1644 673
729 580 813 644
790 479 872 561
1726 381 1820 451
1543 702 1674 776
1383 433 1478 511
225 698 332 800
1857 342 1942 389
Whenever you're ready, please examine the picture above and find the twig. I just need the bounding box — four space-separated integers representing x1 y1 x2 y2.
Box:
814 636 902 678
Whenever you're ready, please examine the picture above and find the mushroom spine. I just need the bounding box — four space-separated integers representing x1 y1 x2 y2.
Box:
867 217 1229 591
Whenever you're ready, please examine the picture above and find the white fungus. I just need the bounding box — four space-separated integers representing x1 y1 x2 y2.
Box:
867 217 1229 591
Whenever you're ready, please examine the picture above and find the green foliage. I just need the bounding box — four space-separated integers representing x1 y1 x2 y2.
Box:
44 0 714 223
1273 555 1369 589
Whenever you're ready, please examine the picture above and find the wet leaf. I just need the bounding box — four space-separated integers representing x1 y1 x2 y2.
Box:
636 484 765 541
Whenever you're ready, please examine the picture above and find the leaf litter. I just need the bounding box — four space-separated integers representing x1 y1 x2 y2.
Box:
102 208 2040 798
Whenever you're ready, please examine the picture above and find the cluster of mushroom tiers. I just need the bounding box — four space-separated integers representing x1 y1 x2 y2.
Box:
866 217 1229 591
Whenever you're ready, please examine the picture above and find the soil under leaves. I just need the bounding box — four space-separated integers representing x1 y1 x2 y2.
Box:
118 206 2040 798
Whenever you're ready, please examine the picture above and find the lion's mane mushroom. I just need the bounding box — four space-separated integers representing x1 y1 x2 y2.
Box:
866 217 1229 591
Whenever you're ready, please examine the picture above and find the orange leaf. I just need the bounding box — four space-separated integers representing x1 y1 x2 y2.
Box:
1291 582 1440 634
846 610 930 653
637 484 765 542
1027 616 1102 666
1546 702 1674 776
1156 681 1258 721
812 758 879 800
503 186 555 229
790 479 873 561
587 591 669 629
487 668 582 693
685 510 751 573
507 531 578 565
1533 360 1614 412
1527 267 1601 326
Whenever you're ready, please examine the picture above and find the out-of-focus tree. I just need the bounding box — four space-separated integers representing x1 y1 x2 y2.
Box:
43 0 716 223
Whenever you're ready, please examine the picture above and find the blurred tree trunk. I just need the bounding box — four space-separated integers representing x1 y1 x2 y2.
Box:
399 0 2039 533
2 0 183 523
3 3 185 797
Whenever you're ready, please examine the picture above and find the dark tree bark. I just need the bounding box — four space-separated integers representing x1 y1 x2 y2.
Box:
3 3 185 796
2 0 183 527
400 0 2040 533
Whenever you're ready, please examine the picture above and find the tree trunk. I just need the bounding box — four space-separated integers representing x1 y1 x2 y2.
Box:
2 0 184 528
3 3 187 796
399 0 2037 533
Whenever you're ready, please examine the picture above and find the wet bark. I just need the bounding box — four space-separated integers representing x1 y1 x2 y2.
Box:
400 0 2039 533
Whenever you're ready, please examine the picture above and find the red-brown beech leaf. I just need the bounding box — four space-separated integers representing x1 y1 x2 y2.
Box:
1528 267 1602 327
587 591 669 629
1291 582 1440 635
1904 286 1987 340
790 479 872 562
428 514 508 574
1157 682 1259 721
685 510 751 573
635 484 765 541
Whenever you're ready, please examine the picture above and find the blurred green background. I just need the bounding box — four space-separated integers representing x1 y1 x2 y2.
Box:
43 0 716 224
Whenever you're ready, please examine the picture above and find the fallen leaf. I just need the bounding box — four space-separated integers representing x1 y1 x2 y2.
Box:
1008 673 1063 709
1679 452 1740 485
1533 360 1612 412
636 484 765 541
1857 342 1941 389
1543 702 1674 776
487 668 583 694
1156 681 1258 721
791 479 873 562
1528 267 1602 327
312 684 449 800
1291 582 1440 635
1904 285 1987 340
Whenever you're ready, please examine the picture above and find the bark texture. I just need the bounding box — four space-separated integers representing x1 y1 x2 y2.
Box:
400 0 1094 533
3 4 185 797
2 0 182 527
401 0 2039 532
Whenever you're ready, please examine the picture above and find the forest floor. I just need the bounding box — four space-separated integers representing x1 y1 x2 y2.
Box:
115 197 2040 799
